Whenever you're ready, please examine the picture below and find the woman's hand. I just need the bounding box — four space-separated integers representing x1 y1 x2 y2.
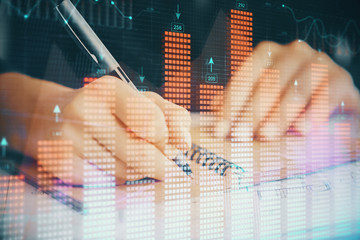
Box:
214 40 360 140
0 73 191 185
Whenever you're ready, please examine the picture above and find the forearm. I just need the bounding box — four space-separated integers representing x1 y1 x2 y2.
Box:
0 72 72 155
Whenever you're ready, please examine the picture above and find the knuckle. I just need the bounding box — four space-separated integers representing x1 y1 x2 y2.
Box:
315 51 331 63
255 41 282 59
287 40 299 49
255 41 274 52
86 76 103 88
144 91 161 100
288 39 311 50
87 75 117 91
170 102 191 122
287 40 315 58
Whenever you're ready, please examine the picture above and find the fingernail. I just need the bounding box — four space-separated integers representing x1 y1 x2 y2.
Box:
214 119 231 138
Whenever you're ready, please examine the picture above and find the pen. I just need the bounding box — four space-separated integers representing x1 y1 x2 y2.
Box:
55 0 192 176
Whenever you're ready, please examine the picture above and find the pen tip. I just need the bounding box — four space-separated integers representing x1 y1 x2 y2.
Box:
183 163 192 176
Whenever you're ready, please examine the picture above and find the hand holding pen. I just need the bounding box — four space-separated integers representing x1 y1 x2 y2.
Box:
55 0 193 184
55 0 246 185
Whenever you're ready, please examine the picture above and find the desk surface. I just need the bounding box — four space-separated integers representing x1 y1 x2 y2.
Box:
1 114 359 239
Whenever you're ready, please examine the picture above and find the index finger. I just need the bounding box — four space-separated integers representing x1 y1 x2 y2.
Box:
90 76 169 148
143 92 192 152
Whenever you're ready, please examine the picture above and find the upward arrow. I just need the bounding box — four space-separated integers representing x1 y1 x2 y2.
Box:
1 138 8 147
209 57 214 72
53 105 61 113
53 105 61 122
1 137 8 158
175 4 181 20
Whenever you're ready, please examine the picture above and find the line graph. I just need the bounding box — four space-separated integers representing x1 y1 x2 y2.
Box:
1 0 154 28
108 0 132 20
2 0 44 19
93 0 155 20
282 4 360 55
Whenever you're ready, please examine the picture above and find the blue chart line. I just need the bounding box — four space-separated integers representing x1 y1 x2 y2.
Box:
108 0 132 20
59 0 131 24
93 0 132 20
2 0 80 19
94 0 155 21
2 0 44 19
282 4 360 55
2 0 153 22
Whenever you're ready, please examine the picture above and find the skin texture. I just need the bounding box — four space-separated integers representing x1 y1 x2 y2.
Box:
0 73 191 185
1 40 359 187
214 40 360 140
